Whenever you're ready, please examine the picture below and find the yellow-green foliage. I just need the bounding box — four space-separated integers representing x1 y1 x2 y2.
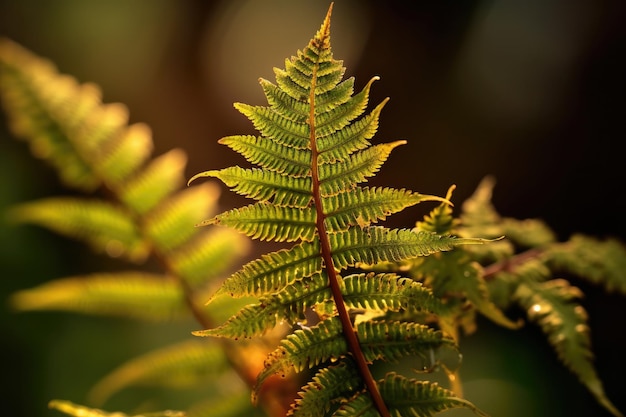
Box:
0 36 255 417
2 4 626 417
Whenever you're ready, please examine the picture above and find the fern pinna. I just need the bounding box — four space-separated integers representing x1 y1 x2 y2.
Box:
189 5 487 417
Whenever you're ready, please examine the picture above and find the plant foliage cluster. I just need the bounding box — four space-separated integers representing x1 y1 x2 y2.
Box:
1 4 625 417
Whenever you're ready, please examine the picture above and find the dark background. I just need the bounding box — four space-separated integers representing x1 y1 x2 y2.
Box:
1 1 625 416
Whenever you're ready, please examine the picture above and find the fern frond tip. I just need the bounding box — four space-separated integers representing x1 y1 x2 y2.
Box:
187 170 215 186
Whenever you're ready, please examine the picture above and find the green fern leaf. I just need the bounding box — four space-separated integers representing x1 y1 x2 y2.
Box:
544 234 626 294
195 272 331 339
186 392 263 417
89 339 229 405
211 241 323 300
119 149 187 215
335 373 488 417
331 227 485 268
203 202 317 242
197 273 444 341
144 183 219 252
189 6 491 415
341 273 443 315
356 320 456 364
48 400 184 417
514 279 623 417
318 141 406 196
415 251 522 329
0 39 100 191
0 38 155 192
211 229 481 301
169 227 251 288
254 317 345 402
8 197 148 262
10 273 187 321
457 177 515 262
218 134 312 177
416 185 457 235
324 187 447 232
190 167 312 208
288 359 362 417
255 318 455 400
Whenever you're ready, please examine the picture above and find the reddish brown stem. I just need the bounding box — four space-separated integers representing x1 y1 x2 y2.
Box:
308 60 391 417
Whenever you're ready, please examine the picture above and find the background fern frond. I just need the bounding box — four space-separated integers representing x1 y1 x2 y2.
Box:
8 197 148 262
1 35 254 417
143 183 219 252
0 38 102 190
118 148 187 215
544 234 626 294
88 339 230 405
414 251 522 330
9 272 187 321
514 278 623 416
48 400 184 417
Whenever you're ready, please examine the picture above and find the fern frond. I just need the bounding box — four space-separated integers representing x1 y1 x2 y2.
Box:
334 373 488 417
288 359 362 417
356 320 456 364
48 400 184 417
331 227 486 268
189 7 495 415
544 234 626 294
9 273 187 321
186 392 263 417
318 141 406 196
8 197 148 262
89 339 228 405
235 102 310 150
255 318 455 400
254 317 345 402
0 38 101 190
514 279 623 416
211 241 323 299
118 148 187 215
190 167 312 208
323 187 447 232
415 251 522 329
204 202 317 242
500 217 557 248
169 227 251 288
219 134 312 177
144 183 219 252
195 273 330 339
341 273 443 315
0 38 158 192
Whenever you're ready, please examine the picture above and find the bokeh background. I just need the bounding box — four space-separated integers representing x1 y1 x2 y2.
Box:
1 1 625 416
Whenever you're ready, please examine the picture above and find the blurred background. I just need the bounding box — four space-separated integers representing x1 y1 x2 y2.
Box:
1 0 624 416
